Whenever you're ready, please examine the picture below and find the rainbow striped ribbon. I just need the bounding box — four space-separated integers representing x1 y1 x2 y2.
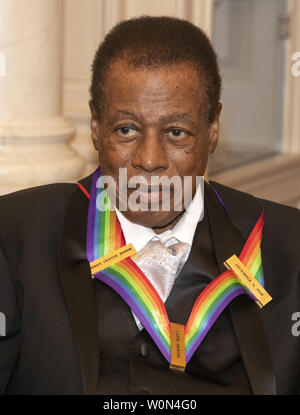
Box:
84 168 265 365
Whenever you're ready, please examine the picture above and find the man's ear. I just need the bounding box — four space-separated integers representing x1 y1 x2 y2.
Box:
208 101 222 154
89 100 100 151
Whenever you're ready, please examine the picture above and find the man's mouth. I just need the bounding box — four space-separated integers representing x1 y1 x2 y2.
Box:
127 185 172 204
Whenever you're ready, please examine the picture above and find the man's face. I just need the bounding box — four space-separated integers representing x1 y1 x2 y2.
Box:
90 60 220 231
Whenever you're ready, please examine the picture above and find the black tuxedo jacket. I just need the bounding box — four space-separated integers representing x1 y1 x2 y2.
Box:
0 175 299 395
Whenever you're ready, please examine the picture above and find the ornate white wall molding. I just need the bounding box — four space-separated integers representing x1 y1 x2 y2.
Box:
0 0 84 195
0 118 80 194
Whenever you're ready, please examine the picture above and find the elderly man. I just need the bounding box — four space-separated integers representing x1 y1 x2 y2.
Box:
0 16 299 395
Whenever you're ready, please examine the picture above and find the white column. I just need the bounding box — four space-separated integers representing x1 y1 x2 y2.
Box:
0 0 85 195
63 0 125 177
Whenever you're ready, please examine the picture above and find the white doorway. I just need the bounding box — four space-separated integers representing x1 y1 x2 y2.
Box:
210 0 288 173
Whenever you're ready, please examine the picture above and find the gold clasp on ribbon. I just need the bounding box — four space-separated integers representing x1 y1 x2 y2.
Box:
224 254 272 308
89 243 137 277
169 322 186 372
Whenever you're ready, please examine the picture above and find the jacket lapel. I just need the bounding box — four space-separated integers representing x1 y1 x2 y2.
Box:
205 182 276 394
58 175 99 395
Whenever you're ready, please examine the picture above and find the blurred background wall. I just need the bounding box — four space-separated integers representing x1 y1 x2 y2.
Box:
0 0 299 207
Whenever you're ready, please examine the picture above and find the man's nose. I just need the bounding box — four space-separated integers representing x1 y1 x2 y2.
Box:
132 130 169 172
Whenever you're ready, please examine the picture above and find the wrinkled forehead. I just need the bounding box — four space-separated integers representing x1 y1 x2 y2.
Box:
106 58 206 90
102 59 209 122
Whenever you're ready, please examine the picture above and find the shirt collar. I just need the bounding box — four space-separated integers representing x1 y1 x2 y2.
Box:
115 181 204 252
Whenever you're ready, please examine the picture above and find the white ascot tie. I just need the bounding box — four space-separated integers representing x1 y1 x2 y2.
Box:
131 238 191 330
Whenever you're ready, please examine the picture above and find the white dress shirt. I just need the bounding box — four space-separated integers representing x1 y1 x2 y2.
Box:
115 183 204 329
115 182 204 251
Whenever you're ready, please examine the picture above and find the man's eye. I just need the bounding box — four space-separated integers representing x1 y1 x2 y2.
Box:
167 129 187 139
116 126 138 138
